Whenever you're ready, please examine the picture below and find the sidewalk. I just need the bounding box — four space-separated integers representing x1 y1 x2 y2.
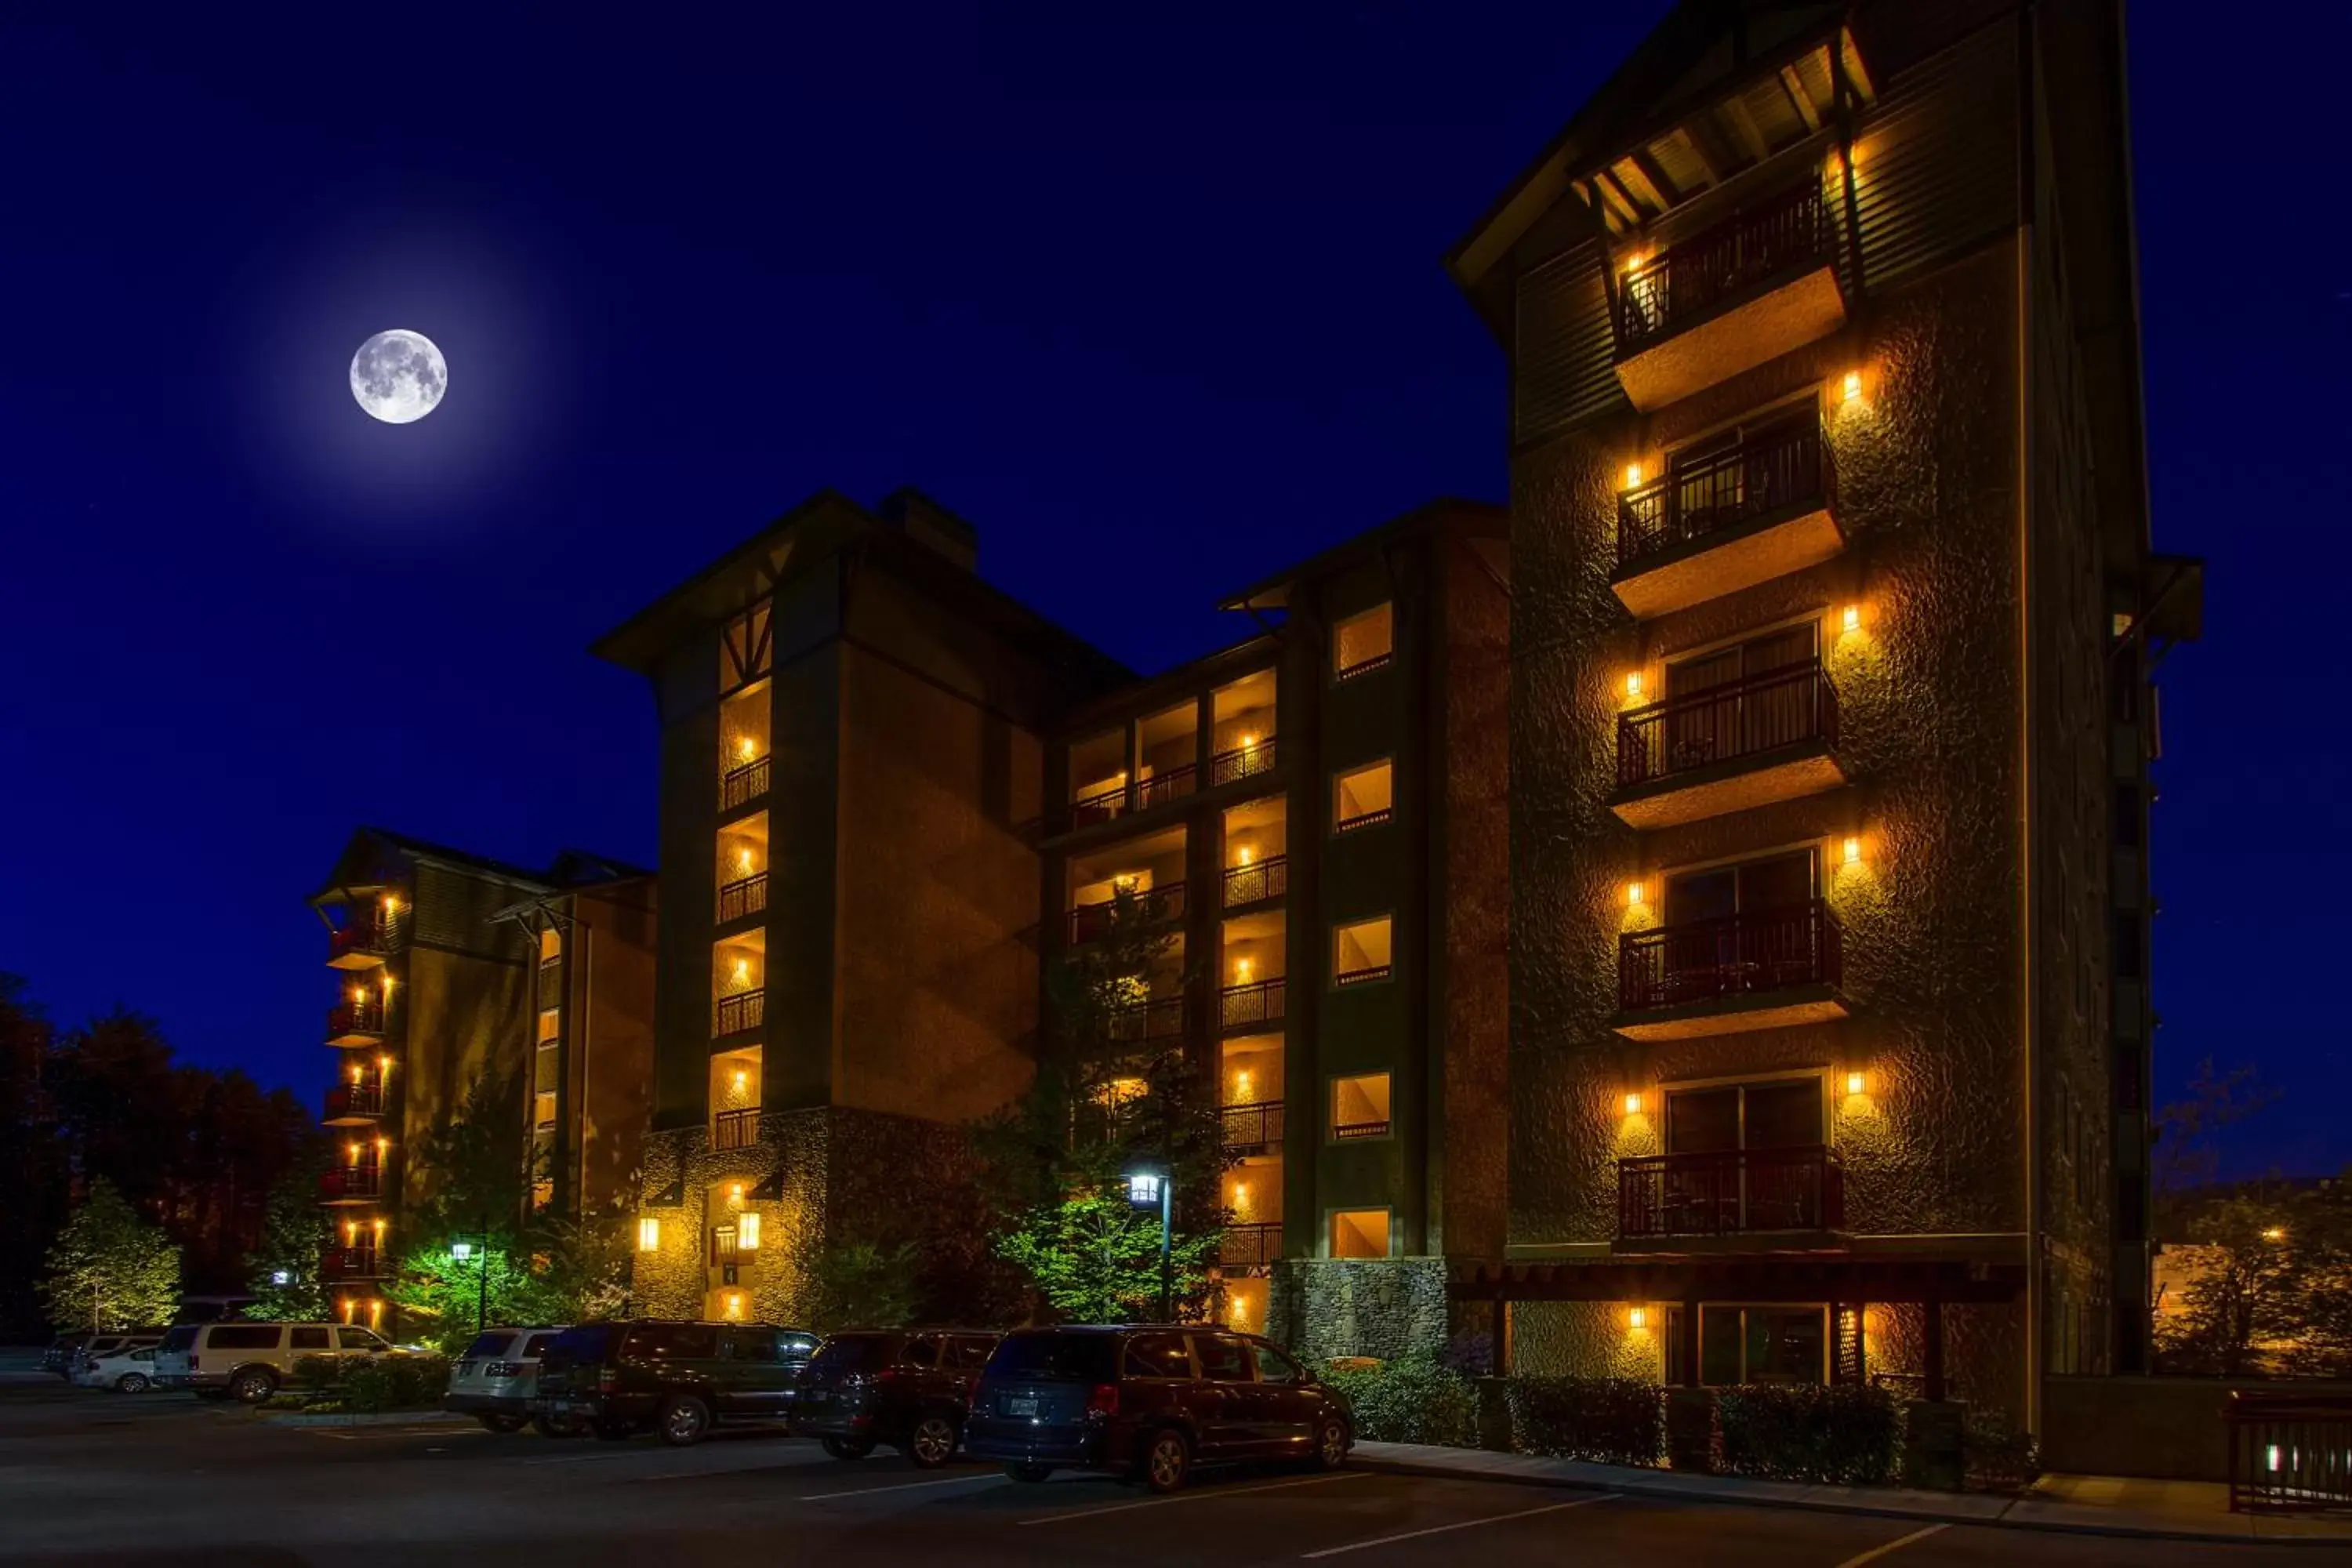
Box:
1350 1440 2352 1544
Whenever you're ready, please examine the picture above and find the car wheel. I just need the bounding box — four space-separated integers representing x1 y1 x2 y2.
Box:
1139 1428 1190 1494
657 1396 713 1447
906 1413 959 1469
1006 1463 1054 1484
230 1369 277 1406
532 1414 586 1439
116 1374 151 1395
1312 1417 1349 1471
477 1413 528 1434
593 1420 636 1442
820 1436 875 1461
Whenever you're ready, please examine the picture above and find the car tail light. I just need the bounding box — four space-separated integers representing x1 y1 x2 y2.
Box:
597 1367 619 1392
1086 1383 1119 1417
188 1356 200 1371
488 1361 523 1378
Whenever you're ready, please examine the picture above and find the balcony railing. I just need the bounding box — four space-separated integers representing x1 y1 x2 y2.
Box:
1334 963 1392 989
712 1107 761 1151
325 1001 387 1044
537 954 563 993
2227 1393 2352 1514
1221 1100 1286 1149
1614 178 1833 355
1334 1116 1391 1142
717 871 769 924
1069 883 1186 945
1618 415 1831 573
1336 651 1393 683
714 989 766 1037
1106 997 1186 1045
1221 855 1287 907
1137 764 1197 811
326 920 394 967
1219 1221 1283 1269
1617 661 1838 789
1219 978 1286 1030
319 1166 384 1203
321 1245 385 1282
1619 899 1840 1014
1069 779 1129 829
1617 1145 1844 1238
322 1083 385 1124
720 753 771 811
1210 738 1276 788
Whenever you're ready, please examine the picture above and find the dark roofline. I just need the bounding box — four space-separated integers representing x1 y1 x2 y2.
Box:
310 827 645 906
586 489 861 673
1216 497 1505 613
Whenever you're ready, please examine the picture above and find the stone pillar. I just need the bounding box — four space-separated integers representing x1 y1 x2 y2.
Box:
1665 1385 1719 1473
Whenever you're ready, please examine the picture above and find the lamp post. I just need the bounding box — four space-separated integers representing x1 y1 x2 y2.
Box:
451 1236 490 1334
1126 1167 1172 1323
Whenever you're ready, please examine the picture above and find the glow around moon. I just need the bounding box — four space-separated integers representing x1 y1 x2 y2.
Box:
349 329 448 424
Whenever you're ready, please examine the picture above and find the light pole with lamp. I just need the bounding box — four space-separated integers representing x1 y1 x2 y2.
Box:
450 1236 491 1334
1125 1167 1173 1323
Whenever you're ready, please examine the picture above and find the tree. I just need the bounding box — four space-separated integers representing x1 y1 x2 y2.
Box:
2154 1191 2303 1377
39 1178 180 1332
2153 1060 2276 1212
808 1239 926 1333
243 1167 332 1321
0 975 68 1339
994 1187 1224 1323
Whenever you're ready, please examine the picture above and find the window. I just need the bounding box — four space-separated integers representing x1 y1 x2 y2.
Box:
1122 1332 1192 1380
1334 760 1393 832
1253 1343 1306 1385
336 1327 389 1353
1333 916 1392 986
950 1336 998 1370
206 1326 282 1352
535 1091 557 1129
1683 1305 1825 1386
523 1333 560 1358
537 1007 561 1044
727 1327 779 1361
2113 785 2141 849
1190 1334 1253 1381
1663 848 1816 927
289 1327 332 1351
1665 1079 1823 1155
1331 1073 1392 1140
463 1333 517 1359
2113 913 2143 979
1334 604 1394 680
1330 1208 1392 1259
737 1211 761 1250
629 1323 720 1360
901 1335 940 1370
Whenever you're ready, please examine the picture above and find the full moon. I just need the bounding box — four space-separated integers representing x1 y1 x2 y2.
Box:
349 329 448 424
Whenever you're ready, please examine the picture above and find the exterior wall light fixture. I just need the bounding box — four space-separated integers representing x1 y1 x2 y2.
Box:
1846 1071 1867 1096
1624 672 1644 700
1842 604 1861 634
1628 1306 1648 1330
1841 370 1864 404
1623 1091 1643 1116
1842 836 1863 867
637 1217 660 1250
1625 881 1645 908
1624 461 1645 489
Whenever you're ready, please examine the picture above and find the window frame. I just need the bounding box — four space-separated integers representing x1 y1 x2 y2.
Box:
1331 603 1396 682
1325 1206 1395 1261
1330 914 1396 989
1331 758 1395 835
1328 1070 1395 1143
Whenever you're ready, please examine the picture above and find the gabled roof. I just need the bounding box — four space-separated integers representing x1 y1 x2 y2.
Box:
309 826 648 907
1217 497 1506 613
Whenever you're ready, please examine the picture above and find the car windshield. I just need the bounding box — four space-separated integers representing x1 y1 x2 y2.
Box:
462 1333 516 1359
984 1333 1117 1384
158 1326 200 1353
808 1334 900 1373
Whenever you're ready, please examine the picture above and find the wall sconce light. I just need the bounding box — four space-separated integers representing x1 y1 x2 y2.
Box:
733 960 750 982
374 1136 389 1154
379 975 394 998
738 848 754 873
380 894 400 915
1235 957 1254 983
347 1142 361 1164
1236 845 1254 867
1841 370 1864 404
731 1069 748 1092
724 1292 744 1319
1236 1069 1254 1098
1623 460 1645 489
350 1063 364 1084
1846 1071 1867 1097
1628 1306 1649 1330
1623 1091 1643 1116
1625 881 1645 908
1241 733 1259 753
736 735 757 760
1841 604 1861 634
1624 672 1644 700
2264 1227 2287 1243
637 1217 660 1251
728 1182 745 1206
372 1217 386 1236
1622 252 1649 276
1842 836 1863 867
377 1054 393 1076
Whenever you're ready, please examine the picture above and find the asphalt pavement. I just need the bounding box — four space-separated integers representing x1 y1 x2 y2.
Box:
0 1377 2327 1566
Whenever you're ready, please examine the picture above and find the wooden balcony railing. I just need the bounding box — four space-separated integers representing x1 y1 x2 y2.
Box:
1619 898 1840 1013
1211 737 1277 788
720 753 771 811
325 1001 387 1043
1070 778 1129 829
319 1165 384 1203
1221 855 1288 907
1616 1145 1844 1239
1069 883 1185 945
717 871 769 924
1137 764 1197 811
326 919 394 966
1220 978 1286 1030
711 1107 761 1152
321 1245 385 1282
2227 1393 2352 1514
1614 177 1834 354
1617 661 1838 788
1219 1222 1283 1269
1221 1100 1286 1149
322 1083 385 1123
713 989 766 1038
1107 996 1186 1045
1618 414 1832 572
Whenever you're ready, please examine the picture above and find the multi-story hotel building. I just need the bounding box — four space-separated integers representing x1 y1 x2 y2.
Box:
309 829 654 1328
1042 500 1508 1352
1443 0 2197 1424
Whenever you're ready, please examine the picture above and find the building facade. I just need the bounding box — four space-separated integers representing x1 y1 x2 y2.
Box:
1443 0 2195 1425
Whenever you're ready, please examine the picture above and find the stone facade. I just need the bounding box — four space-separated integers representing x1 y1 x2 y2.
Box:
1266 1257 1450 1363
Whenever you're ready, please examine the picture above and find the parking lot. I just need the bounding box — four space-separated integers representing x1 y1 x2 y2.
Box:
0 1380 2314 1566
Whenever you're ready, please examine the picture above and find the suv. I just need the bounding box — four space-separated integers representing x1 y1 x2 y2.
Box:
445 1326 567 1434
151 1321 394 1403
532 1320 819 1446
792 1330 1000 1467
964 1326 1352 1493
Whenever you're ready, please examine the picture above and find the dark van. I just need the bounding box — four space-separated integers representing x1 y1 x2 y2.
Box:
531 1320 819 1446
962 1326 1351 1492
791 1330 1000 1467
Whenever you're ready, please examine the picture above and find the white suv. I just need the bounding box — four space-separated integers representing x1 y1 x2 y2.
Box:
153 1322 394 1403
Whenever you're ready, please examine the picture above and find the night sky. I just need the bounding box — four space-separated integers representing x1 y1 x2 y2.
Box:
2 5 2343 1177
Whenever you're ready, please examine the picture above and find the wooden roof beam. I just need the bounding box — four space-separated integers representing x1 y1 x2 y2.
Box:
1779 63 1823 132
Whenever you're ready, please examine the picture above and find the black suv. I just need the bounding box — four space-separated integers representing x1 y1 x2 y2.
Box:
791 1330 1000 1467
532 1319 819 1446
964 1326 1351 1492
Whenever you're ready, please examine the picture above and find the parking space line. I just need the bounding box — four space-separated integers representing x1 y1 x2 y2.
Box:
1831 1523 1949 1566
799 1472 1009 1501
1018 1469 1371 1526
1299 1491 1617 1559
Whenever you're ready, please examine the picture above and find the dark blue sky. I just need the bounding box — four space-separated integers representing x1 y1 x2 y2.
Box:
2 4 2343 1176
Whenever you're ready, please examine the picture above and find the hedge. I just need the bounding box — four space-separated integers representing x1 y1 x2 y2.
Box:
339 1355 451 1414
1320 1352 1479 1447
1504 1377 1665 1467
1715 1383 1899 1485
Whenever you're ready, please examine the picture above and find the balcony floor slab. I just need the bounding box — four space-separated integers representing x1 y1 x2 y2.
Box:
1610 745 1846 830
1615 264 1846 412
1613 985 1846 1041
1611 503 1844 620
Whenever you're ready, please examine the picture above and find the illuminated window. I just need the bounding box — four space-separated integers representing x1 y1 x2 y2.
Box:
1334 760 1393 832
537 1007 561 1044
1333 916 1392 986
538 926 562 963
534 1091 557 1129
738 1211 761 1250
1334 604 1394 680
1331 1073 1392 1140
1330 1208 1392 1260
637 1217 661 1251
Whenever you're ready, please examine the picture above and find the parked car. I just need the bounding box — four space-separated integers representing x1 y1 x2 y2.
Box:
40 1334 93 1379
792 1330 1000 1467
532 1320 820 1446
445 1326 568 1434
151 1320 395 1403
76 1345 162 1393
67 1332 164 1384
963 1326 1352 1493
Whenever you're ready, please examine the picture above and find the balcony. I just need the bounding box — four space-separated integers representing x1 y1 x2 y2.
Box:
322 1083 385 1127
1612 176 1844 411
1616 1146 1845 1241
1219 1221 1282 1272
1221 855 1287 909
1334 1112 1392 1142
1069 883 1186 946
1612 661 1842 829
1615 898 1845 1040
1613 416 1840 619
319 1166 384 1204
326 920 394 971
1069 777 1129 829
717 871 768 924
1137 764 1197 812
321 1245 387 1282
1221 1100 1286 1151
537 953 563 994
711 1107 760 1152
1219 978 1286 1031
1210 737 1276 789
1107 996 1187 1046
324 1001 387 1047
713 989 766 1038
720 753 771 813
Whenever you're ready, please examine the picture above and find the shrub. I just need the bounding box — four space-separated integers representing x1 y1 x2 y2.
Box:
289 1355 341 1392
1321 1352 1479 1447
1715 1383 1899 1485
1504 1377 1665 1467
343 1354 449 1414
1962 1406 2041 1493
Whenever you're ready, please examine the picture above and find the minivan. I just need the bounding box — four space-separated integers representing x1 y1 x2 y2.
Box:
532 1320 819 1445
152 1321 395 1403
791 1330 1000 1466
964 1326 1352 1492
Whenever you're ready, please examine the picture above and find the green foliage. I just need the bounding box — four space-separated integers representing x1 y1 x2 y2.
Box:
1504 1376 1665 1466
1961 1406 2041 1492
289 1355 343 1392
2154 1192 2304 1377
244 1168 332 1321
1715 1383 1900 1485
342 1354 450 1414
1321 1352 1479 1447
808 1239 925 1333
993 1186 1221 1323
399 1067 530 1241
383 1240 546 1356
38 1178 180 1332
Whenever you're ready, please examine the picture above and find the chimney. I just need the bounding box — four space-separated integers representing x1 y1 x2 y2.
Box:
876 488 978 572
